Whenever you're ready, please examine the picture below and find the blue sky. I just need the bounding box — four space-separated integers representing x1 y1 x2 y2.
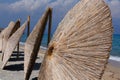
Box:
0 0 120 34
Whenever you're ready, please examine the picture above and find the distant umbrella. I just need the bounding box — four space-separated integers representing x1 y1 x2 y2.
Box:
38 0 113 80
0 20 20 60
24 8 52 80
1 21 27 69
0 21 15 52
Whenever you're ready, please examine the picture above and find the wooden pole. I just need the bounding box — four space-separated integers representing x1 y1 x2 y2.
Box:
47 8 52 46
17 19 20 59
27 16 30 37
17 41 20 59
1 36 4 61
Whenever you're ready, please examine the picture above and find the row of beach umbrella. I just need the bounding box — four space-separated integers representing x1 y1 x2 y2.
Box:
0 0 113 80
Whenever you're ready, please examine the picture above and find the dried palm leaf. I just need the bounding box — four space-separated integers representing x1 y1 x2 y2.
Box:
24 8 52 80
1 21 27 69
38 0 113 80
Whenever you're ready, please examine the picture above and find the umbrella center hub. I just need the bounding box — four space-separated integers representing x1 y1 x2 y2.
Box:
48 45 54 56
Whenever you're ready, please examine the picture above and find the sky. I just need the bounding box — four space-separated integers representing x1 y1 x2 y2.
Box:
0 0 120 34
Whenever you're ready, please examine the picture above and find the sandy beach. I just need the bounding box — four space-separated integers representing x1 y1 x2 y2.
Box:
0 49 44 80
0 45 120 80
102 60 120 80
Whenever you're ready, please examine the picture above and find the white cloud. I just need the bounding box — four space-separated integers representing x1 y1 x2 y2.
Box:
0 0 79 30
105 0 120 18
1 0 120 18
7 0 79 12
1 0 120 19
5 0 120 19
9 0 51 12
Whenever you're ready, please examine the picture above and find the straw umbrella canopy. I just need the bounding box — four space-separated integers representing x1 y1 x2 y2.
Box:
0 20 20 60
1 21 27 69
38 0 113 80
0 21 15 51
24 8 52 80
0 20 20 52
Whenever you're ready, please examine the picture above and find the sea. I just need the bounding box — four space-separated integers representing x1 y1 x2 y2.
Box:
110 34 120 61
20 34 120 62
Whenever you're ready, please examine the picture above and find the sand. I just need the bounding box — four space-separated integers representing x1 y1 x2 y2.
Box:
0 53 44 80
102 60 120 80
0 45 120 80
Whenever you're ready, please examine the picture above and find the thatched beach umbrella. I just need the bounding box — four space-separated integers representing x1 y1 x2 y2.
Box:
0 21 15 52
0 20 20 60
24 8 52 80
1 21 27 69
38 0 113 80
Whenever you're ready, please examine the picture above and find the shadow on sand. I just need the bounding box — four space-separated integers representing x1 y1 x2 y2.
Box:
4 62 41 71
9 57 24 62
4 55 41 71
4 63 41 71
32 77 38 80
